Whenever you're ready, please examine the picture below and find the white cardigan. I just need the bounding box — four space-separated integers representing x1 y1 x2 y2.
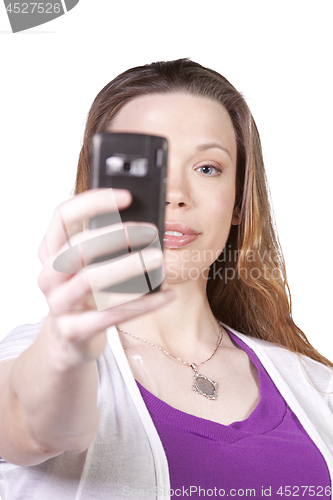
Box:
0 320 333 500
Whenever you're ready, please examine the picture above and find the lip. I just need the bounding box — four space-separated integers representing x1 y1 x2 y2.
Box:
163 222 200 248
164 222 199 235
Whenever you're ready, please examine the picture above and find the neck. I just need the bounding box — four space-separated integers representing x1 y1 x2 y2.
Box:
116 278 220 360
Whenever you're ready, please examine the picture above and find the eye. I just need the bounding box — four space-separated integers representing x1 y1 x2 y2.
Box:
196 164 222 176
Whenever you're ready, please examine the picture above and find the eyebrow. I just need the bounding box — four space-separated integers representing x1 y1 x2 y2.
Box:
196 142 232 160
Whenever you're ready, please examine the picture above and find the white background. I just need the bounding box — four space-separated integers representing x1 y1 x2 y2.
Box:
0 0 332 362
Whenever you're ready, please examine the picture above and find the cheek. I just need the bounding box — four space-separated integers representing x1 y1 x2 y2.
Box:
200 191 236 254
203 190 235 230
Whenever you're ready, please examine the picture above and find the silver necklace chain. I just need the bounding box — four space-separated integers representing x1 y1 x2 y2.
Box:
116 321 223 368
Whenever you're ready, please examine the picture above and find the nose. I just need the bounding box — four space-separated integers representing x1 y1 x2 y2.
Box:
165 164 191 209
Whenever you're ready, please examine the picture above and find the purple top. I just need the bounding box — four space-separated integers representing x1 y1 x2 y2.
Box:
137 330 331 499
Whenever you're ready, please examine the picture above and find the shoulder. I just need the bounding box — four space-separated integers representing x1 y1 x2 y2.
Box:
221 322 333 396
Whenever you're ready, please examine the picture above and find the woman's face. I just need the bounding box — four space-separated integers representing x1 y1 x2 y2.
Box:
108 92 239 286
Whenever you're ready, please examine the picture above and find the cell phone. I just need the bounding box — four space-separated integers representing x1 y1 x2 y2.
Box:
88 132 168 294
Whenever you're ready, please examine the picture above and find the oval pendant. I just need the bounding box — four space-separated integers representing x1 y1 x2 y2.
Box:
192 372 218 400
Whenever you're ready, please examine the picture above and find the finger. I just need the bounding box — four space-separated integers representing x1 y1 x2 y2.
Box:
85 247 163 292
38 235 48 264
43 189 132 262
56 289 175 344
47 248 163 314
38 224 159 295
52 223 158 274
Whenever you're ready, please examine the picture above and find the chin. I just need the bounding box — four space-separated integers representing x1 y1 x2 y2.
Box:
162 260 209 285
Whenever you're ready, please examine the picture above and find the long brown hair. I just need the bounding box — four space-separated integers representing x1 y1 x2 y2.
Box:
73 58 332 367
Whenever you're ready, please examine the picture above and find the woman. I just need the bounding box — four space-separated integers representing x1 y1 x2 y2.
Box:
0 59 332 499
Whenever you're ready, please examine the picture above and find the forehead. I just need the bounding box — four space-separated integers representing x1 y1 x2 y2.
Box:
108 92 237 162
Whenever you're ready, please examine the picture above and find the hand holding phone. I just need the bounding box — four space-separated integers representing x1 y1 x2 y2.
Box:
38 187 173 366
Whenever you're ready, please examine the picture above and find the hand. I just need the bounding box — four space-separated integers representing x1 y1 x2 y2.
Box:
37 188 174 365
